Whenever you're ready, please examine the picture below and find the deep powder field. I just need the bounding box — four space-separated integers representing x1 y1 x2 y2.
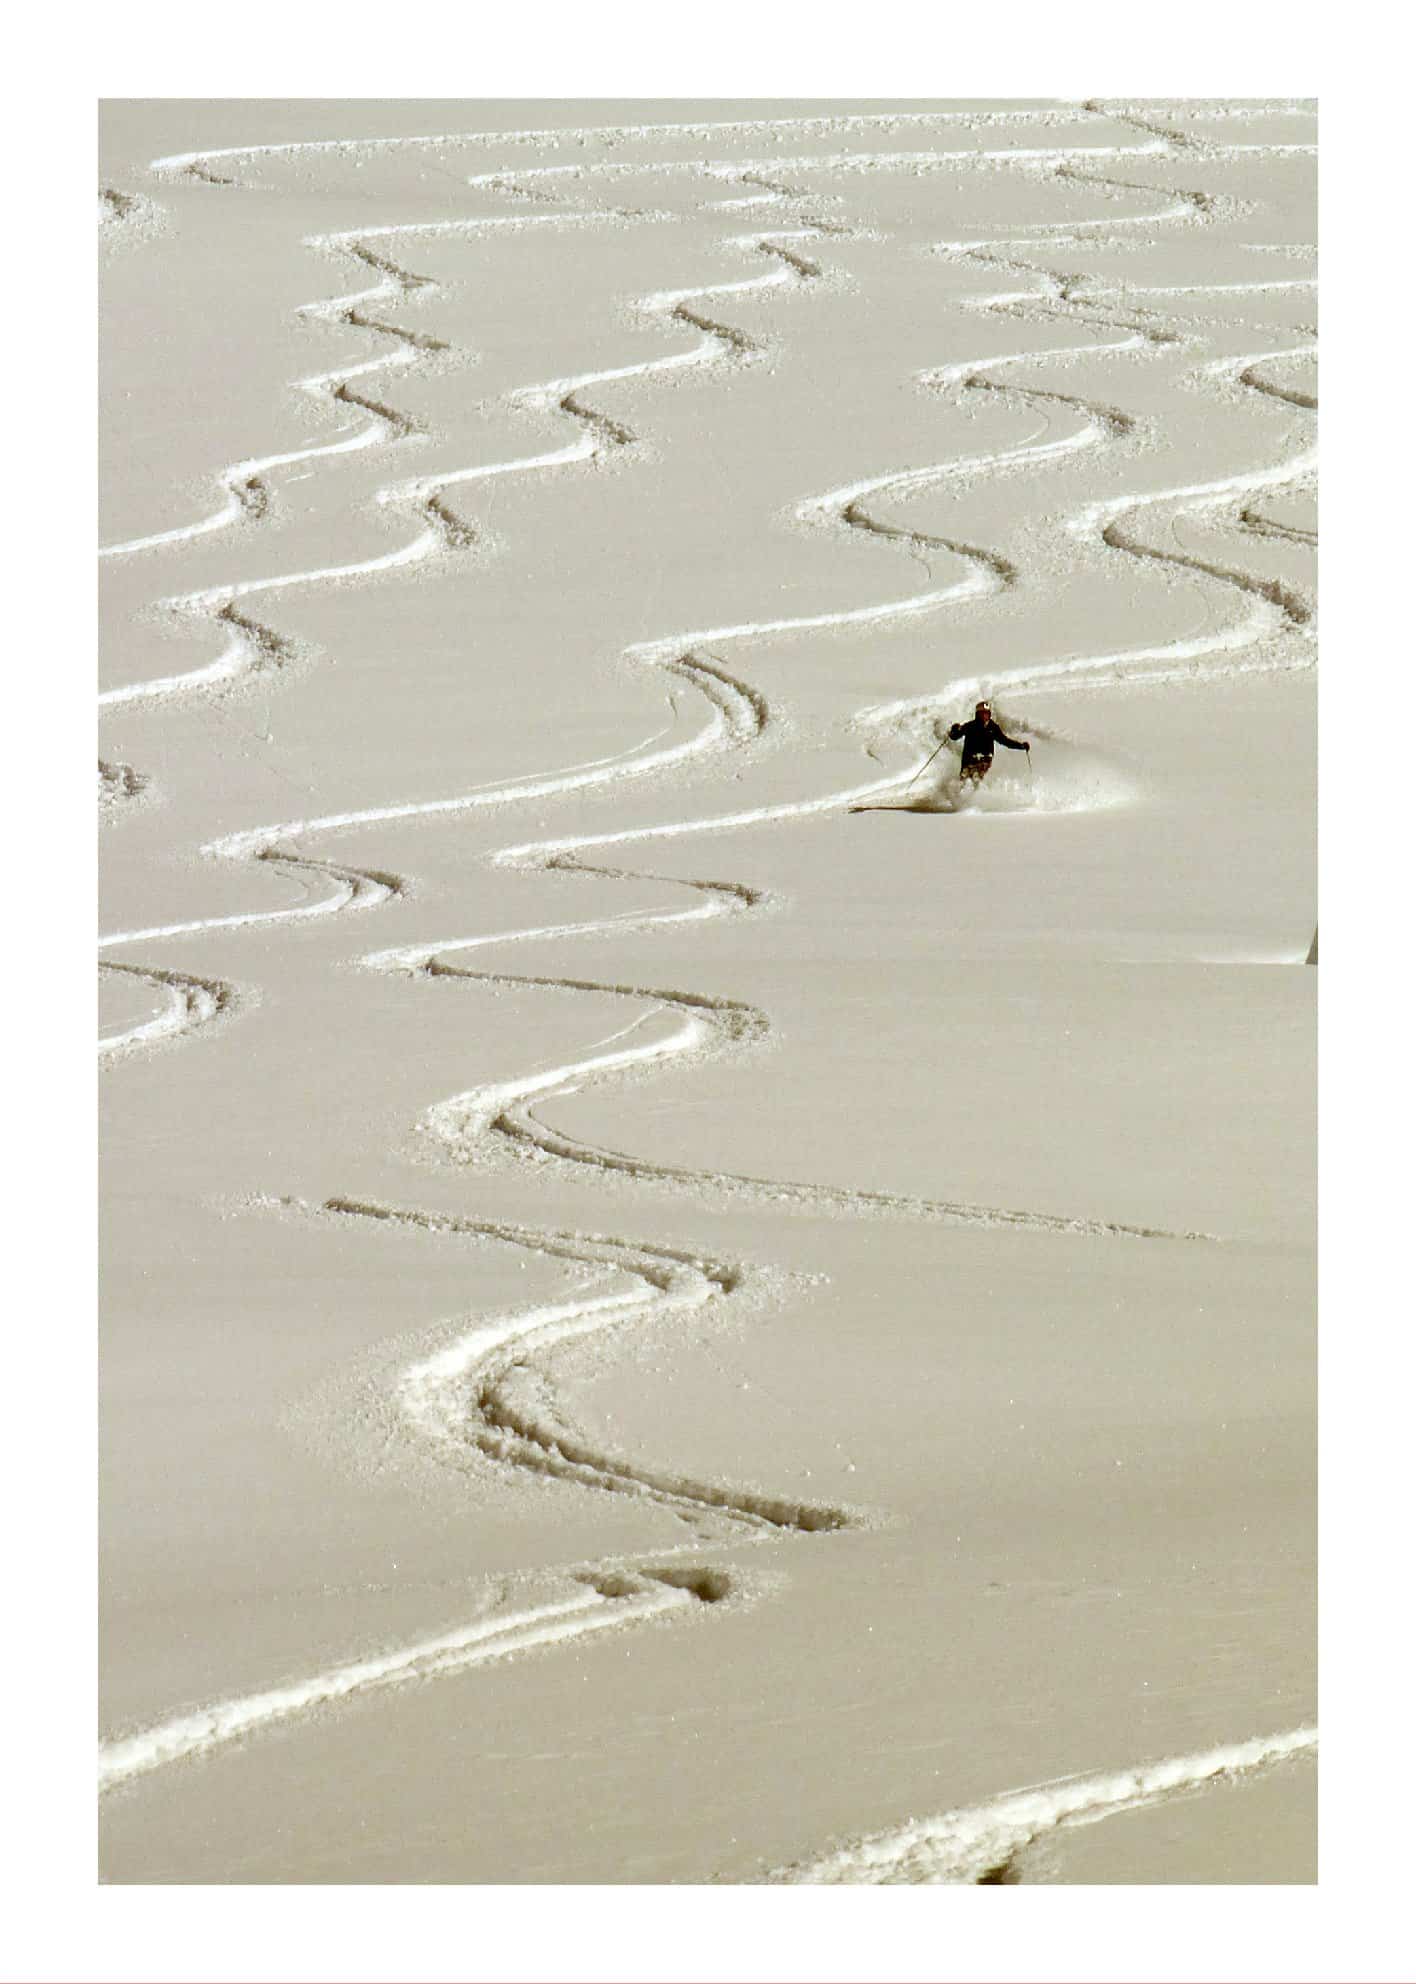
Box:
98 98 1316 1885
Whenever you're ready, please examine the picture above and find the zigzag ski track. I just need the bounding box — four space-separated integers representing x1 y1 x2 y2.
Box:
100 1561 740 1796
377 957 1218 1243
98 206 837 714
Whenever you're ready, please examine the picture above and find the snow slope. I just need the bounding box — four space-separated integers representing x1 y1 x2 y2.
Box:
98 97 1316 1885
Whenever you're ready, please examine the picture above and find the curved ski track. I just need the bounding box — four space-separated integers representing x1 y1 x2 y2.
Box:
769 1723 1318 1883
101 110 1316 1840
100 1561 738 1795
305 121 1308 1761
257 136 1315 1780
97 213 592 566
98 1173 850 1796
98 960 237 1062
459 139 1315 900
303 1192 851 1538
99 850 406 953
98 155 884 1794
368 955 1216 1243
99 237 435 563
97 211 629 698
147 106 1189 189
96 200 841 1051
96 196 843 717
141 117 1297 1450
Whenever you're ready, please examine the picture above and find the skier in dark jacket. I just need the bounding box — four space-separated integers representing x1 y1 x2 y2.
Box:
948 700 1031 784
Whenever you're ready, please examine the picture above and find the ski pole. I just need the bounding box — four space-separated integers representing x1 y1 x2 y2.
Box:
906 736 950 791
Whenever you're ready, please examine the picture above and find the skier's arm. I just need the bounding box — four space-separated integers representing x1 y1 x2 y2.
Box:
990 721 1030 751
947 722 965 740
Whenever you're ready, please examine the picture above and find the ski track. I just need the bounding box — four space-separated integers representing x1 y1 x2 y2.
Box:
97 213 599 565
101 108 1316 1843
1243 503 1317 548
369 952 1216 1243
146 108 1191 189
97 169 871 1796
96 202 834 1045
99 1563 737 1796
161 279 1189 1050
96 202 839 713
460 293 1313 902
96 211 623 697
768 1725 1318 1883
97 654 764 1056
300 1193 853 1538
98 1164 849 1795
98 851 405 952
98 961 236 1061
1239 359 1317 412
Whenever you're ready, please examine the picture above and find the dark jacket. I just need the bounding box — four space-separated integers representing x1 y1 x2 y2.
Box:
947 715 1028 767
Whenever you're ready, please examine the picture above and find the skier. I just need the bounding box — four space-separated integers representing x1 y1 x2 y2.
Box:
948 700 1031 785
